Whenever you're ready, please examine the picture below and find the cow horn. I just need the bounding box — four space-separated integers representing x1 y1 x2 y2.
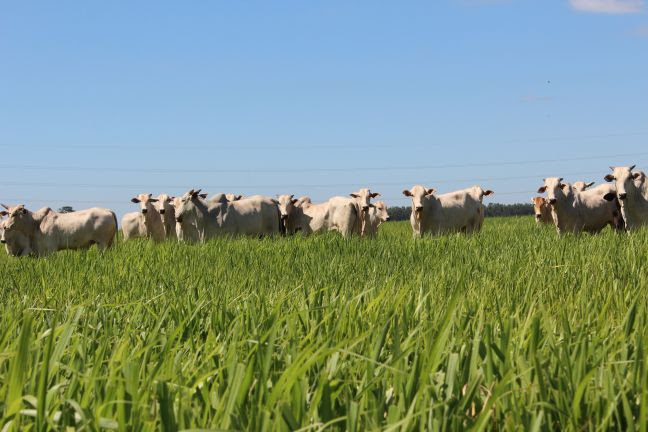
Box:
0 203 8 210
630 164 636 171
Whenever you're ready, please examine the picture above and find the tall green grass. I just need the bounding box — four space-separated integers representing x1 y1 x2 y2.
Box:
0 217 647 430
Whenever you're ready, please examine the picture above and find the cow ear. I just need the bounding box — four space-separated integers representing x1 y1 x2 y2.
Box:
402 190 413 197
349 193 359 198
149 198 158 202
235 195 242 201
167 197 174 202
198 193 207 199
1 203 8 210
369 203 376 208
291 199 298 204
559 183 569 190
483 190 494 196
370 192 380 198
426 188 436 195
537 186 547 193
0 210 7 217
604 174 614 182
633 172 641 180
603 192 616 202
585 182 595 188
131 198 140 203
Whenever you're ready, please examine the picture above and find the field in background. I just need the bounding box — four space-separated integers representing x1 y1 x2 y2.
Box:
1 217 647 430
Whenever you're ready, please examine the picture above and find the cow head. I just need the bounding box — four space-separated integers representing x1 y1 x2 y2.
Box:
276 194 298 221
225 194 243 202
130 193 158 215
174 189 203 224
402 185 436 221
537 177 569 206
0 204 29 231
531 196 547 221
372 201 390 223
572 181 595 192
605 166 638 203
350 188 380 213
154 194 175 216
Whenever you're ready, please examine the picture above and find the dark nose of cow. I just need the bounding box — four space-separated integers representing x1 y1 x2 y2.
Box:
386 216 391 221
159 209 165 215
176 217 183 223
0 239 5 244
619 193 627 200
280 214 287 220
415 206 423 212
141 209 148 214
548 198 557 205
535 214 541 219
362 206 369 212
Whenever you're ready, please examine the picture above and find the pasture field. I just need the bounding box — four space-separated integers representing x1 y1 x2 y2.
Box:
1 217 647 431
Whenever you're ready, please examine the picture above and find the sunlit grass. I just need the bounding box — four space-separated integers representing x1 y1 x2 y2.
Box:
1 217 647 430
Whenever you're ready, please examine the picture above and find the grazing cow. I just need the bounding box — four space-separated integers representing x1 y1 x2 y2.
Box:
174 189 281 242
276 194 358 237
531 197 553 225
0 213 31 256
604 166 648 230
154 194 177 240
121 193 166 242
349 188 380 235
538 177 621 234
402 185 493 237
364 201 390 237
572 181 595 192
0 204 117 257
225 194 243 202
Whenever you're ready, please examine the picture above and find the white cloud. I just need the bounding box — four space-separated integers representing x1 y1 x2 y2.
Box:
569 0 644 13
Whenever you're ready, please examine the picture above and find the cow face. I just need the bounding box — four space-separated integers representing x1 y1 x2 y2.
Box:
531 197 547 221
373 201 390 222
537 177 569 206
276 194 298 221
154 194 175 216
572 181 595 192
350 188 380 213
131 193 157 215
402 185 435 220
174 189 203 224
605 166 638 203
0 204 29 231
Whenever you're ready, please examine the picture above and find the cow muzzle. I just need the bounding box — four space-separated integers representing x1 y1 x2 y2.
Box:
362 206 369 212
280 214 287 221
141 209 148 214
385 216 391 221
176 217 183 223
535 214 541 219
159 209 165 215
618 193 627 200
415 206 423 213
0 239 5 244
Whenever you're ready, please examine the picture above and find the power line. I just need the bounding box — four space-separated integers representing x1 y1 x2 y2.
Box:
0 167 635 190
0 151 646 174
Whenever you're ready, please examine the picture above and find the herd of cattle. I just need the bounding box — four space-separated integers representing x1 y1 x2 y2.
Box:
1 165 647 257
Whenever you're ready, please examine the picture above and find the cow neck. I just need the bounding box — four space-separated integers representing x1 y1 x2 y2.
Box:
192 197 211 220
625 181 648 216
551 189 572 219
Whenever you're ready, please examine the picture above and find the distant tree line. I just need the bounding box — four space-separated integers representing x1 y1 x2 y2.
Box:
387 203 533 221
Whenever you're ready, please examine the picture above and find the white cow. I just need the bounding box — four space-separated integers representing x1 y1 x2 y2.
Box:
402 185 493 237
225 194 243 202
0 204 117 257
174 189 281 242
276 195 359 237
121 193 166 242
538 177 621 234
604 166 648 230
349 188 380 235
154 194 177 240
363 201 390 237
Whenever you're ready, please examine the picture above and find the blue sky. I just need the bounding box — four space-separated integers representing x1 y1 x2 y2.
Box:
1 0 647 217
